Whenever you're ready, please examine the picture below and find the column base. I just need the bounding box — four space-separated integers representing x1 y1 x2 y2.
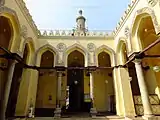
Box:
90 107 97 118
54 107 61 118
142 115 157 120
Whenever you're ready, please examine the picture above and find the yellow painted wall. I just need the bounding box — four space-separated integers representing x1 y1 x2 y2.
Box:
36 72 57 108
94 69 114 112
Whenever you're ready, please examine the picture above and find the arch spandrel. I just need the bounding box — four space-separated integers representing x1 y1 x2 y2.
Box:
35 44 58 67
0 6 21 52
95 45 116 67
64 43 88 67
131 7 159 52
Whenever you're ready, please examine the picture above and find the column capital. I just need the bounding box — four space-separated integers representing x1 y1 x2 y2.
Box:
133 58 142 64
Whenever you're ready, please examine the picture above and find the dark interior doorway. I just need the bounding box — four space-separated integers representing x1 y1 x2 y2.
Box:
67 63 84 112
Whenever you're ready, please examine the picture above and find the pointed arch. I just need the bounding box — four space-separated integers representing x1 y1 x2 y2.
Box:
0 6 21 52
64 43 88 67
117 37 129 53
131 7 159 52
116 39 128 65
35 44 58 66
95 45 116 67
22 37 35 65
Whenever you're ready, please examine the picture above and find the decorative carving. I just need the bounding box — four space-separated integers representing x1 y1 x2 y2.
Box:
87 43 96 52
39 30 113 37
15 0 39 34
20 25 28 38
124 26 130 38
0 7 20 30
134 95 160 115
113 0 138 35
131 7 160 35
57 43 66 52
148 0 158 7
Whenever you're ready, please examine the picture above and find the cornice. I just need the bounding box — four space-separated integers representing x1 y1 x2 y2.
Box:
15 0 40 37
113 0 140 37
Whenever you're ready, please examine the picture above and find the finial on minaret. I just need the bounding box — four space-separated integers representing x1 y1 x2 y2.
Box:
79 10 83 16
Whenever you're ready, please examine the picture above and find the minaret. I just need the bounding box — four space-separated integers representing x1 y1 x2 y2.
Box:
76 10 86 34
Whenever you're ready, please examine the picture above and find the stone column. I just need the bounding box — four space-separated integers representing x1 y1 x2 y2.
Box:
134 59 153 117
54 71 62 118
89 71 97 117
0 60 16 120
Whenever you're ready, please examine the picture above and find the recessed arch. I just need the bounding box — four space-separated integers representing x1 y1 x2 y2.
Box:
95 45 116 67
21 37 35 65
64 43 88 67
116 39 128 65
0 6 21 52
35 44 58 66
131 7 159 52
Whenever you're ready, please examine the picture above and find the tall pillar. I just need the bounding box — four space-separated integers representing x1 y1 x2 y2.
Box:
0 60 16 120
15 68 32 116
54 71 62 118
89 70 97 117
134 59 153 118
112 68 122 116
116 66 136 117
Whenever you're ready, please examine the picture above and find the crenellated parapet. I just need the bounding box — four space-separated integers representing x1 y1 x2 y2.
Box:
15 0 40 35
39 29 114 37
113 0 139 36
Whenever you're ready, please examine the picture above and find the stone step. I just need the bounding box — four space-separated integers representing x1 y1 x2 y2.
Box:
14 116 160 120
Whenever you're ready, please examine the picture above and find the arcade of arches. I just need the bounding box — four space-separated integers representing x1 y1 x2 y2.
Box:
1 3 160 120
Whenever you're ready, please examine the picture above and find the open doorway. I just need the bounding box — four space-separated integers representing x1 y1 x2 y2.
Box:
66 50 90 114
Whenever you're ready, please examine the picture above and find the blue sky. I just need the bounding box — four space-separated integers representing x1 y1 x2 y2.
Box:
25 0 130 30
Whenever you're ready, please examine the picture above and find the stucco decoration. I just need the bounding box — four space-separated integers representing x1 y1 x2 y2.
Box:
64 43 88 67
87 43 96 52
56 43 67 66
0 0 5 6
96 45 116 67
0 6 20 29
56 43 66 52
131 7 160 34
148 0 158 7
20 25 28 38
124 26 130 38
35 44 58 66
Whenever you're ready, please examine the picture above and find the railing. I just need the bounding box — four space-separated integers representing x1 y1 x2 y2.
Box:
38 29 114 37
